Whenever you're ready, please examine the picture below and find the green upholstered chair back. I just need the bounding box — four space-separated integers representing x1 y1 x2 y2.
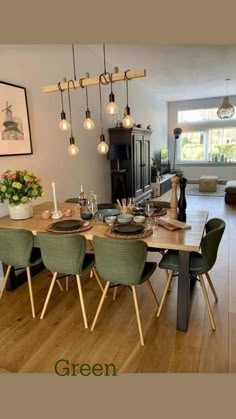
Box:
93 236 147 286
200 218 225 272
0 228 34 268
37 232 86 274
97 203 117 210
64 198 80 203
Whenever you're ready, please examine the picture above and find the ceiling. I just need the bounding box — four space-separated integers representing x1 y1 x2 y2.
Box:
87 44 236 102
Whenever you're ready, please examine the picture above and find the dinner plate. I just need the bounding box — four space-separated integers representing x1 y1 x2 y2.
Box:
51 219 84 231
112 224 145 235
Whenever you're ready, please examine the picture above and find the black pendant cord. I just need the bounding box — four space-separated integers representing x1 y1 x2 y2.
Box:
57 82 65 112
67 80 76 137
110 72 114 94
60 90 64 111
78 77 89 114
125 78 129 107
124 70 131 107
103 44 107 74
72 44 77 81
98 77 104 135
225 78 229 96
99 44 111 86
85 86 89 111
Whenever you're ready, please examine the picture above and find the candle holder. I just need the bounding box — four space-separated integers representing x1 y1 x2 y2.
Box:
51 210 63 219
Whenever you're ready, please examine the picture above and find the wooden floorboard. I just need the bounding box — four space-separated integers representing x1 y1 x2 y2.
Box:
0 194 236 373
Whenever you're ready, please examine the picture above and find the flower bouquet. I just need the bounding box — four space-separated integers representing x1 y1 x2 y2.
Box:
0 169 45 219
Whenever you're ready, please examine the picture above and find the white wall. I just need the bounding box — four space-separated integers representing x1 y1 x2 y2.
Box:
0 44 167 216
168 96 236 181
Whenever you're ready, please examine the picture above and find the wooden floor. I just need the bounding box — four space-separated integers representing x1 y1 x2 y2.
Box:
0 194 236 373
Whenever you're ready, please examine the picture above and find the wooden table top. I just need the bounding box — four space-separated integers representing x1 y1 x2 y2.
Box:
0 202 208 252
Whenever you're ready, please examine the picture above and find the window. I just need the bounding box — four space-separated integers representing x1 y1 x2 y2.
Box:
177 107 236 163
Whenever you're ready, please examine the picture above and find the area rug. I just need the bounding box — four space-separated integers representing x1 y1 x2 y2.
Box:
185 183 225 197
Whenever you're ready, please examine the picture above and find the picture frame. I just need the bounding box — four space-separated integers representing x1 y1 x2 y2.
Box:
0 81 32 157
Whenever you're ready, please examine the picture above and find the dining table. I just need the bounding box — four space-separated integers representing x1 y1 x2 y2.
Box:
0 201 208 332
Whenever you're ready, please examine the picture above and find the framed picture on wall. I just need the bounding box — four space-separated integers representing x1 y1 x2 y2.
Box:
0 81 32 157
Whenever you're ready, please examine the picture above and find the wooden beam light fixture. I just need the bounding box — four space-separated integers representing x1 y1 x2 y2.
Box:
42 44 146 156
42 69 146 94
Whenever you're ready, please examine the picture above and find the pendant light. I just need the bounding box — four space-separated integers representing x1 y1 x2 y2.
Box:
122 70 134 128
97 77 109 155
83 82 95 130
106 71 119 116
67 80 79 156
58 83 70 131
217 78 235 119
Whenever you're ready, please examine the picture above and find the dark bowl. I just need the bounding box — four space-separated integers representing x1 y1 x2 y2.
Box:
81 212 93 220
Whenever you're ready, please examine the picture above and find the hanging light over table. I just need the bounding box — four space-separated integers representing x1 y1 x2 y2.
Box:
106 69 119 116
82 73 95 130
58 82 70 131
97 77 109 155
122 70 134 128
217 78 235 119
67 80 79 156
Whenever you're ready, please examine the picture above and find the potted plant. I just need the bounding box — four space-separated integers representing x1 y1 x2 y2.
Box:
151 153 161 183
0 169 45 220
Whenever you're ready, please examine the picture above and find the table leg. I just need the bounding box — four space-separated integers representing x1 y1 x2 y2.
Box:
177 251 196 331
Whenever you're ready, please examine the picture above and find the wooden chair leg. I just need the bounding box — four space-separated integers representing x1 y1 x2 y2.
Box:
56 279 64 292
65 276 69 292
91 281 110 331
205 272 218 302
40 272 58 319
165 269 174 292
157 270 174 318
92 268 104 292
146 280 159 307
76 274 88 329
0 265 11 300
199 274 216 331
26 267 36 319
132 286 144 346
113 286 117 301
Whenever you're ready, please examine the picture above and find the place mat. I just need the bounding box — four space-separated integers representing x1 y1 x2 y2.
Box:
46 222 93 234
104 226 153 240
158 217 191 231
133 208 167 217
113 224 144 235
50 219 84 231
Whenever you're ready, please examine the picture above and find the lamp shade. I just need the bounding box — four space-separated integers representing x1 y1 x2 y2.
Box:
107 144 130 161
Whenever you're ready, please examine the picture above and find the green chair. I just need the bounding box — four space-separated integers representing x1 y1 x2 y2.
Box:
37 232 95 328
97 203 117 210
0 229 37 318
91 236 159 346
64 198 80 203
157 218 226 330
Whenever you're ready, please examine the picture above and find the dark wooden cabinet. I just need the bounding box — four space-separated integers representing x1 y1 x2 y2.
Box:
108 127 152 203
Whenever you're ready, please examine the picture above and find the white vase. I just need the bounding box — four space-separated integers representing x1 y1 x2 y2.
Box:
8 200 33 220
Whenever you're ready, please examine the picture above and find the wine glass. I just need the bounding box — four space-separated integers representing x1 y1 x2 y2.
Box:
87 197 96 215
145 202 155 230
145 202 155 218
128 197 136 213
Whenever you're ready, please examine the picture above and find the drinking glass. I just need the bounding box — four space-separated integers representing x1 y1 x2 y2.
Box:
145 202 155 218
128 197 136 212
